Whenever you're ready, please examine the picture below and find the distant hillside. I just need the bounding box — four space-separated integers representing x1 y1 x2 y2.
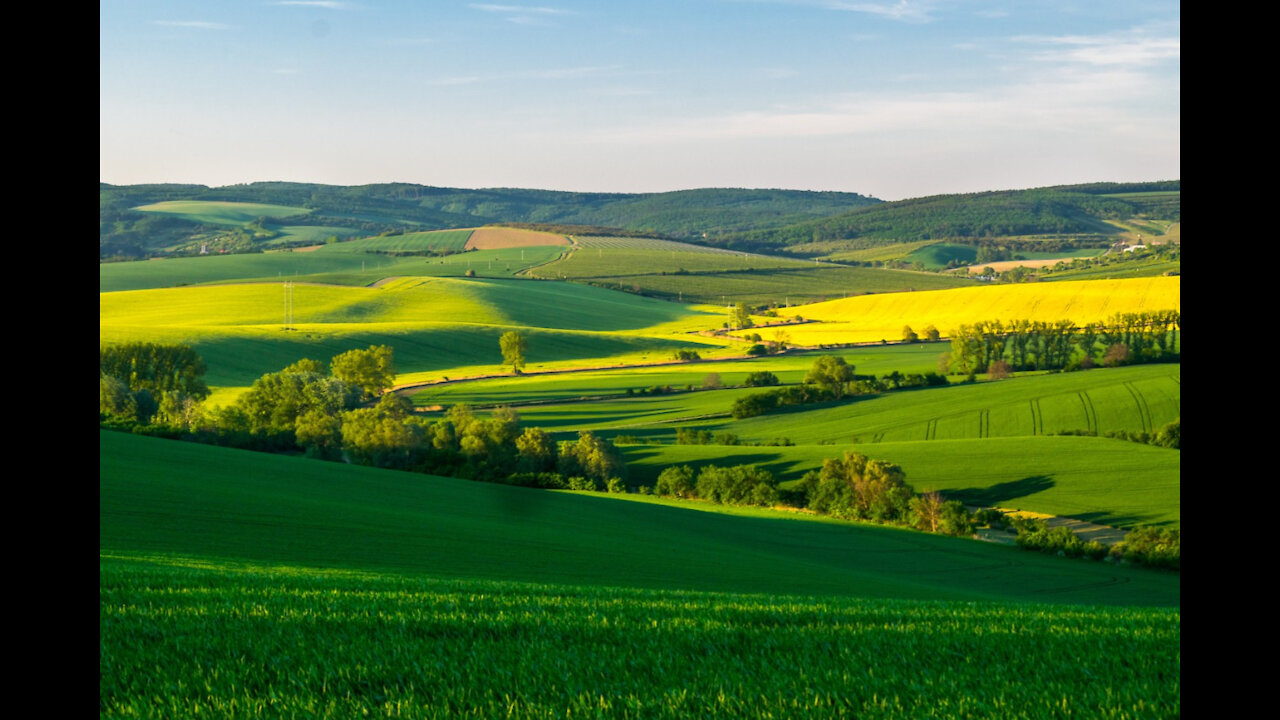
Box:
100 182 879 259
716 181 1180 253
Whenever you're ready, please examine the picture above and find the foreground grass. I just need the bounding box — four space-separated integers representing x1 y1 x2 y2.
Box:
101 555 1180 719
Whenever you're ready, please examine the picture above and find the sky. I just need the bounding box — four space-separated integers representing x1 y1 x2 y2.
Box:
100 1 1179 200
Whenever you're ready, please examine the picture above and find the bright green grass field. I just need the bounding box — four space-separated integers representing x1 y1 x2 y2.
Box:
470 364 1179 443
133 200 312 225
904 243 978 269
100 432 1179 719
412 343 948 406
321 229 474 253
101 554 1179 719
101 431 1177 605
263 225 361 246
535 236 816 278
575 266 975 306
618 436 1179 528
100 245 567 292
101 277 720 388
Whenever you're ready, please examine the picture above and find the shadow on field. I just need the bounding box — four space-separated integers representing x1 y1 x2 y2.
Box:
473 480 555 521
1072 511 1173 530
949 475 1055 506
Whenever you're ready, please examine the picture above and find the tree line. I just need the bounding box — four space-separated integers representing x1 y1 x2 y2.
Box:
101 342 626 489
945 310 1180 376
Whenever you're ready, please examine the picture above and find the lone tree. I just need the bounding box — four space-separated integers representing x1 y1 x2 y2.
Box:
500 331 528 374
805 355 855 399
902 325 919 343
732 302 753 330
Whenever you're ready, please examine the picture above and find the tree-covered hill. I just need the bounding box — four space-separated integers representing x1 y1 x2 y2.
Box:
100 182 880 259
713 182 1180 252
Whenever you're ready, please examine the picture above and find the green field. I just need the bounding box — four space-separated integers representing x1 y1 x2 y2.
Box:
133 200 312 225
100 245 568 292
462 364 1178 442
102 553 1179 719
101 277 724 389
323 229 475 253
618 436 1179 528
412 344 947 406
264 224 361 246
904 243 977 269
101 430 1177 604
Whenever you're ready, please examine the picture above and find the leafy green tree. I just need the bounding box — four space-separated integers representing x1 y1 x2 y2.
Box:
99 374 139 422
557 431 626 482
923 325 940 342
295 409 343 459
655 465 696 498
515 427 557 473
236 368 351 433
500 331 528 374
100 342 210 400
330 345 395 402
804 356 855 399
902 326 919 343
732 302 753 330
743 371 780 387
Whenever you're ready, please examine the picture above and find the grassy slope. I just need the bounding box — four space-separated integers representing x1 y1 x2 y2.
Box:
412 344 948 405
322 229 474 253
133 200 312 224
100 245 568 292
101 277 723 388
101 554 1179 719
619 436 1179 528
100 430 1178 606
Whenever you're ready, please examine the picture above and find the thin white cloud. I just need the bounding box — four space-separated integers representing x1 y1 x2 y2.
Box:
1015 27 1180 67
470 3 575 26
469 4 574 14
589 63 1175 145
152 20 232 30
272 1 350 8
426 65 617 85
823 1 934 22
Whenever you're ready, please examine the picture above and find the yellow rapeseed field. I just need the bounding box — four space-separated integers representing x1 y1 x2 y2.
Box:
777 276 1180 345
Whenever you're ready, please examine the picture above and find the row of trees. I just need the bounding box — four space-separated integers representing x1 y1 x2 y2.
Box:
651 451 976 537
730 356 947 419
101 342 625 488
946 311 1180 375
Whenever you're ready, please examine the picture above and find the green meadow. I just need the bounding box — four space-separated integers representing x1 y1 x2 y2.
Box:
101 276 725 389
323 229 475 253
133 200 312 224
618 436 1179 528
527 236 975 305
101 430 1177 604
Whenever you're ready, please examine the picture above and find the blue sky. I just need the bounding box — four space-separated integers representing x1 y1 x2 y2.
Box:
100 1 1179 199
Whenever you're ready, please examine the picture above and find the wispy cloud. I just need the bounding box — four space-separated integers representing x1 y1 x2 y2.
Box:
470 4 574 14
823 1 934 22
385 37 434 46
426 65 617 86
470 3 575 25
152 20 232 30
589 63 1175 145
271 1 351 8
1015 27 1180 67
